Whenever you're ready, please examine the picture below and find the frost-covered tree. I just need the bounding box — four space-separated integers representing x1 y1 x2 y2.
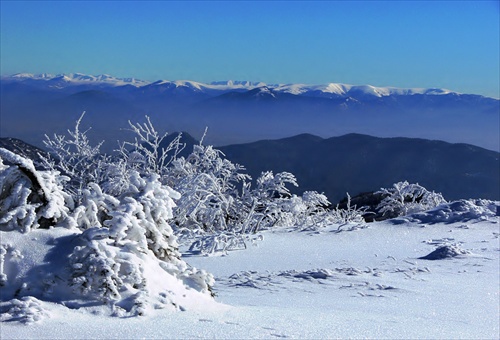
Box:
38 112 111 202
167 144 250 233
376 181 447 217
329 193 367 224
240 171 299 233
115 116 185 179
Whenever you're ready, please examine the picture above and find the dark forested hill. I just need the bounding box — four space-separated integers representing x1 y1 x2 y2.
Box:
219 134 500 203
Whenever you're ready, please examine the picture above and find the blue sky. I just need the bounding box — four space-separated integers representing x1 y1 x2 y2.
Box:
1 1 499 98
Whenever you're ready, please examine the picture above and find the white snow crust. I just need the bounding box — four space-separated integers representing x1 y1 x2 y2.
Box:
1 200 498 339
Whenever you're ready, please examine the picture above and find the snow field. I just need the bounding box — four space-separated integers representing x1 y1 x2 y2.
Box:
2 214 498 339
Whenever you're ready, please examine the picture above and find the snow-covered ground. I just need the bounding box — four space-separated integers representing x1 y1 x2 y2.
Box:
1 202 499 339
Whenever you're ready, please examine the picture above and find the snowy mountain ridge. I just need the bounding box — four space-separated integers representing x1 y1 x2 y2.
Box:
3 72 458 98
5 72 150 87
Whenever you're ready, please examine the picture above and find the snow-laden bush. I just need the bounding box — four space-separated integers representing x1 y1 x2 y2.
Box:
376 181 447 217
39 112 111 202
6 113 376 257
68 170 215 308
330 193 367 224
0 148 74 232
38 114 370 235
240 171 299 233
166 145 312 253
0 296 50 324
2 113 386 317
68 226 214 315
167 144 250 234
115 116 185 180
406 199 499 224
164 142 331 253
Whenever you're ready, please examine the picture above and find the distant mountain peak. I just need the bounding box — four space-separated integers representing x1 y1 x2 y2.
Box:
9 72 55 79
210 80 267 87
3 72 149 87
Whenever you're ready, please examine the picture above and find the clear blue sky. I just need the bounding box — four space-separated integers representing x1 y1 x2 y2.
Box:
1 1 499 98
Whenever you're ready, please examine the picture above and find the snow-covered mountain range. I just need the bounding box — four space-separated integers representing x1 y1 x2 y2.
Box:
3 72 456 98
1 73 499 152
5 72 150 87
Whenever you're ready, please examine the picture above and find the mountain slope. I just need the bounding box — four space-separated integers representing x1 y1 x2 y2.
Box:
219 134 500 203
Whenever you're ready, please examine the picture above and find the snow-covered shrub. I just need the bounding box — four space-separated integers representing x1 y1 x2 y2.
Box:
286 191 332 229
330 193 367 224
376 181 447 217
67 224 215 315
39 112 111 202
242 171 299 233
69 228 124 302
103 171 181 261
302 191 330 220
68 169 215 307
0 148 74 232
406 199 499 224
0 225 215 317
5 113 357 258
0 296 49 323
37 114 338 237
260 191 331 230
164 143 320 253
115 116 185 179
167 144 250 234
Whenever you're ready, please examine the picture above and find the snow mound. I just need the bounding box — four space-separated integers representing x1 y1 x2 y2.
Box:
0 296 49 324
419 245 470 260
397 199 499 224
0 228 218 319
